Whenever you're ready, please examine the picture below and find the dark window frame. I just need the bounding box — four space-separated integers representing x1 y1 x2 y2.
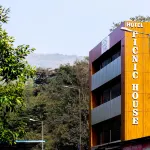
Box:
92 41 121 75
99 82 121 105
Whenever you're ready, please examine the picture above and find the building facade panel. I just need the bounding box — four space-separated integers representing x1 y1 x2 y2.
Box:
89 22 124 64
122 22 150 141
91 56 121 91
89 21 150 150
89 43 101 65
110 96 121 118
91 96 121 125
89 23 124 149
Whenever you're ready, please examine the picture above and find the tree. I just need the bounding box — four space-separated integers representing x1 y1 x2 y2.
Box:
23 58 89 150
0 5 35 144
110 15 150 32
45 59 89 149
34 68 57 85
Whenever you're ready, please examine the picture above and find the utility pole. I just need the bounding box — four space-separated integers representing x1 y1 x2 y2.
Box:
42 121 44 150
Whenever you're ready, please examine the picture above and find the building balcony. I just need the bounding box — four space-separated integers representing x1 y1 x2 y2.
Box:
91 95 121 125
91 56 121 91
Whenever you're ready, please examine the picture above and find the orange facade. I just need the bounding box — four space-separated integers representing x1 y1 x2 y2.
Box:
122 22 150 140
89 21 150 149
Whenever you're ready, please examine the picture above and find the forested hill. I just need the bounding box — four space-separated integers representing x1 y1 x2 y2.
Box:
26 53 84 69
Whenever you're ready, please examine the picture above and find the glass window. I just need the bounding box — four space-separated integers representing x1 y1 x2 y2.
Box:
100 95 103 105
103 130 110 143
100 50 121 70
103 89 110 103
92 61 100 73
111 83 121 99
99 132 103 144
112 51 120 61
111 120 121 142
96 94 101 106
101 58 111 68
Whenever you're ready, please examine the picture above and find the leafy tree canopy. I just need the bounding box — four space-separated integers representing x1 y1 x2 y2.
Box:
0 5 36 144
23 58 89 150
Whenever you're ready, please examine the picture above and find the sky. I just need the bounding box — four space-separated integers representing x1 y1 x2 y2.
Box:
1 0 150 56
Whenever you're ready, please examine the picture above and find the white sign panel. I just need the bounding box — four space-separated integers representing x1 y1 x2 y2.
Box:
101 36 110 54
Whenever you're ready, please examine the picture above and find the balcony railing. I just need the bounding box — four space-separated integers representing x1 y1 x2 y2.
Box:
91 56 121 91
91 96 121 125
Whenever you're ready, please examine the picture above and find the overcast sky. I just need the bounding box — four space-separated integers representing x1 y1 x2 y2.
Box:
1 0 150 56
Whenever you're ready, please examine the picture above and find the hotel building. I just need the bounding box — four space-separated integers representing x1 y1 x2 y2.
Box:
89 21 150 150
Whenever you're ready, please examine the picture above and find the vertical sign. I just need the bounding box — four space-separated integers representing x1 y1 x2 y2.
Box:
101 36 110 54
132 31 139 125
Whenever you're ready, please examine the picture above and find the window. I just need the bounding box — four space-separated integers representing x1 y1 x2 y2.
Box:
92 41 121 75
99 132 103 144
93 77 121 108
100 50 121 70
103 123 110 143
102 83 121 104
100 95 103 105
93 116 121 145
112 51 120 61
101 58 111 68
96 94 101 106
103 130 110 143
111 83 121 99
103 89 110 103
92 59 100 73
111 120 121 141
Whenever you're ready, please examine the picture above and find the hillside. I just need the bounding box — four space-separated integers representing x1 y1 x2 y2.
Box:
26 53 84 69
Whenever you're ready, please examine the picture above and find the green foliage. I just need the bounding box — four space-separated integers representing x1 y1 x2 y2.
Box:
0 5 36 144
110 15 150 32
23 58 89 149
0 5 10 25
34 68 56 85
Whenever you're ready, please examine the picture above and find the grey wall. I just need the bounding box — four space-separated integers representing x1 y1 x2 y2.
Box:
91 96 121 125
91 56 121 91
